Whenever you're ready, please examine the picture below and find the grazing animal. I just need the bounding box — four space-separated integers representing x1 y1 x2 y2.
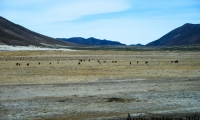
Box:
130 62 131 65
137 61 139 64
18 63 20 66
78 62 80 65
175 60 178 63
88 60 90 62
145 61 148 64
171 61 174 63
27 63 29 66
112 61 114 63
38 62 40 65
103 61 106 63
115 61 117 63
16 63 19 66
127 113 131 120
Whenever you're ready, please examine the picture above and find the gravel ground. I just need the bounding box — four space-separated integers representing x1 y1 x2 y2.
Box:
0 78 200 120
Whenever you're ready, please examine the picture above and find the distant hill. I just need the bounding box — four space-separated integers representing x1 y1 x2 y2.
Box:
147 23 200 46
129 43 144 46
57 37 126 46
0 16 76 46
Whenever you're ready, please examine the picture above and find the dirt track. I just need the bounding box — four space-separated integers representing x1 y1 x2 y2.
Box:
0 50 200 119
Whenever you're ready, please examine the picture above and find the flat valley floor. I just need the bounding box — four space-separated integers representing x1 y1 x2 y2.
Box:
0 50 200 119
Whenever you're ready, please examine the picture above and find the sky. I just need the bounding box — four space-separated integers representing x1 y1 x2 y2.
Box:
0 0 200 45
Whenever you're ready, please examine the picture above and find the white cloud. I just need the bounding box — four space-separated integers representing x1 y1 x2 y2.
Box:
44 0 131 22
1 0 131 24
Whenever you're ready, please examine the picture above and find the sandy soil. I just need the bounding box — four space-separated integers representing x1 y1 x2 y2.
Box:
0 50 200 119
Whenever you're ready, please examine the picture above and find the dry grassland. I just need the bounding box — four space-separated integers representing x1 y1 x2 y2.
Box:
0 50 200 85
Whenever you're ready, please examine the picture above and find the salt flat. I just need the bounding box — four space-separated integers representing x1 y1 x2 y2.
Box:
0 45 75 51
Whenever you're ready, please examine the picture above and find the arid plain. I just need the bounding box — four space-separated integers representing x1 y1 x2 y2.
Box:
0 50 200 120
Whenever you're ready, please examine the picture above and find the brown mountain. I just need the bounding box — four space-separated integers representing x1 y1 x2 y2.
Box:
147 23 200 46
0 16 76 46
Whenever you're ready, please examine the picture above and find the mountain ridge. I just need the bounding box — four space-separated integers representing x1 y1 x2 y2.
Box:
0 16 76 46
57 37 126 46
146 23 200 46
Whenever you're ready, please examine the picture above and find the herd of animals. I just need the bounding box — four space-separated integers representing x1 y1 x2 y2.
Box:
13 59 179 66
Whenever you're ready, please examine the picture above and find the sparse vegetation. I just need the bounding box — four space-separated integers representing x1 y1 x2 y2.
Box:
0 49 200 119
69 45 200 51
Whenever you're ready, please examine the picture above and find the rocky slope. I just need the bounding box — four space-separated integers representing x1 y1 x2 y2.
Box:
147 23 200 46
0 16 76 46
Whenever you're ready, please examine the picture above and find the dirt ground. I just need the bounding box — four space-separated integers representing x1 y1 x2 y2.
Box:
0 50 200 120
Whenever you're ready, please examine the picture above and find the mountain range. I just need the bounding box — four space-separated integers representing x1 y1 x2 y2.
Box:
57 37 125 46
0 16 200 47
147 23 200 46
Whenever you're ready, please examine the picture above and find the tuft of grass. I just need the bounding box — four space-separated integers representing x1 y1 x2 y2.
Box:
106 97 141 103
107 97 126 102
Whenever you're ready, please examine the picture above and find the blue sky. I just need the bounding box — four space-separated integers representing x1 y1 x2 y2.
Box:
0 0 200 45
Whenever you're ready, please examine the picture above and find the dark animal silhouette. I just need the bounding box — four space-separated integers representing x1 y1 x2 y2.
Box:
130 62 131 65
78 62 80 65
16 63 18 66
137 61 139 64
145 61 148 64
49 62 51 65
127 113 131 120
175 60 178 63
38 62 40 65
27 63 29 66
